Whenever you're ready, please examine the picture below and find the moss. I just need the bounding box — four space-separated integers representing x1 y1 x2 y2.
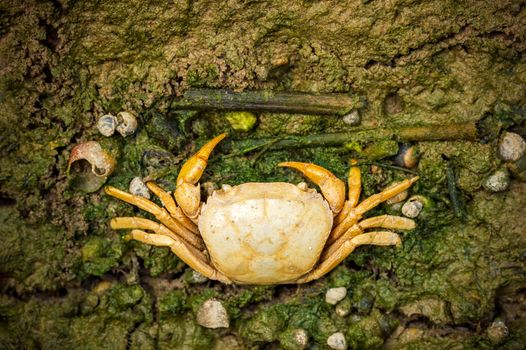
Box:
223 286 274 319
81 236 124 276
133 243 184 277
158 290 187 316
158 315 216 350
0 206 77 293
278 328 306 350
348 139 399 160
225 111 257 132
347 309 398 349
328 266 353 288
239 304 289 342
1 0 526 349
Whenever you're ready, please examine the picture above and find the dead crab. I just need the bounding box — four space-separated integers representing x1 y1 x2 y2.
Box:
105 134 418 284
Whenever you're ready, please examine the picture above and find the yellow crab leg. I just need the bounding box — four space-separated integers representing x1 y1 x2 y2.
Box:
297 231 401 283
278 162 346 215
110 216 204 251
323 215 414 258
329 176 419 243
105 186 204 249
145 182 198 234
126 229 231 284
175 133 227 220
335 159 361 225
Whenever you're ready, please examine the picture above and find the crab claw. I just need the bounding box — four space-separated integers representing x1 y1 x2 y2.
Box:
174 182 202 220
175 133 227 219
278 161 345 215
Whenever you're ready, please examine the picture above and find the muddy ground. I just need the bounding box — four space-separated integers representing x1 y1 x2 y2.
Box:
1 0 526 349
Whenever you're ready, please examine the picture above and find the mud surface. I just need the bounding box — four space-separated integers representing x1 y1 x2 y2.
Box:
1 1 526 349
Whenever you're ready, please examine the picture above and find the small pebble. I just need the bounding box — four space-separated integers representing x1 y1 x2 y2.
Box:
499 132 525 161
342 110 361 126
129 177 150 199
197 299 229 329
483 168 510 192
486 319 509 344
326 287 347 305
189 270 209 284
327 332 347 350
402 197 424 218
97 114 117 137
292 329 309 348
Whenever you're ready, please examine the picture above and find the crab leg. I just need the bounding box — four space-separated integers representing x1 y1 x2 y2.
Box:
145 182 198 233
297 231 401 283
175 133 227 220
110 216 204 251
335 159 361 225
105 186 204 249
323 215 415 258
278 162 346 215
125 229 231 284
329 177 419 243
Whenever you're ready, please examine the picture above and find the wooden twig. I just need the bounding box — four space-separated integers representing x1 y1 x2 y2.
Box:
224 122 478 156
170 88 362 116
446 162 465 220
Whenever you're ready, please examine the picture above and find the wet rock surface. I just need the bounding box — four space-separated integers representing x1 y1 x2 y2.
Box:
1 0 526 349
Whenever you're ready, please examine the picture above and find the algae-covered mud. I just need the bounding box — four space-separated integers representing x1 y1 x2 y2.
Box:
1 0 526 349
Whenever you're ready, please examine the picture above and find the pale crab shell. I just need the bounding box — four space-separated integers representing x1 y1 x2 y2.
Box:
198 182 333 284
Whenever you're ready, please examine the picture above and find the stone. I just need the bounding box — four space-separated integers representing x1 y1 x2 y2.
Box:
197 299 229 328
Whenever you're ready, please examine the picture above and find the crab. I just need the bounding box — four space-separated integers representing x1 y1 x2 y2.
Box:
105 133 418 284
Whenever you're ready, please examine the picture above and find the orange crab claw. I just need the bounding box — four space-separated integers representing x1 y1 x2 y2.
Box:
278 161 345 215
175 133 227 219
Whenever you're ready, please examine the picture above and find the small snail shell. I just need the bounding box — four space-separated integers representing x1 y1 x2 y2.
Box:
97 114 117 137
67 141 116 192
401 195 431 218
394 144 419 169
116 111 138 137
401 197 424 218
68 141 115 177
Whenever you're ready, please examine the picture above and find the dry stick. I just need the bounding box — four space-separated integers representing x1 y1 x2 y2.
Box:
224 122 478 155
170 88 363 116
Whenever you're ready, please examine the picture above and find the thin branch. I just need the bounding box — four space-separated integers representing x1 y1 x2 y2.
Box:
170 88 363 116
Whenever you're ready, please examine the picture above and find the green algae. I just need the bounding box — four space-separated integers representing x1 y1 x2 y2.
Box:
225 111 257 132
81 236 124 276
1 0 526 348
